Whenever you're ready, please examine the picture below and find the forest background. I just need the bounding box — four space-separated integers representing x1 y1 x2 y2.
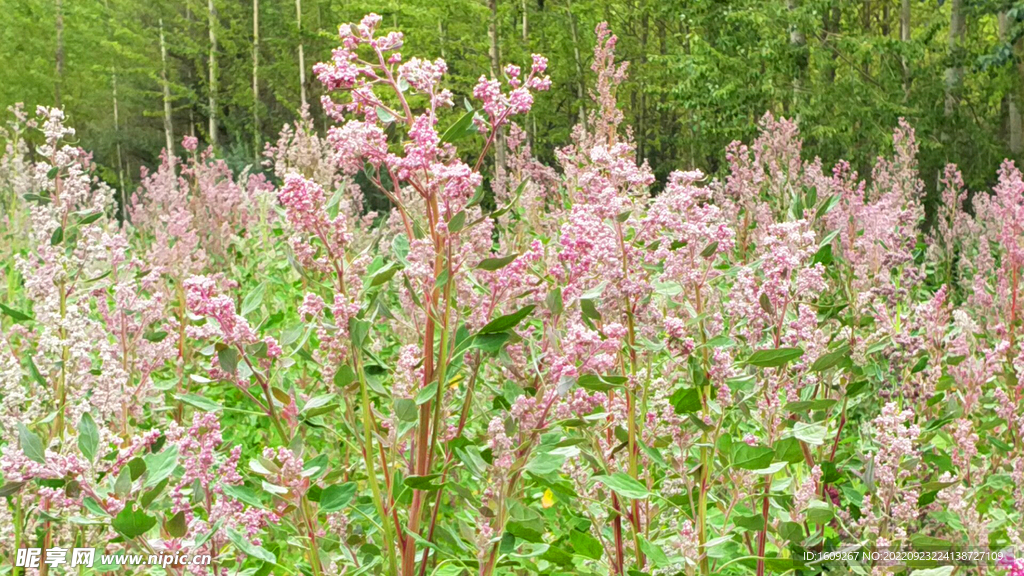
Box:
1 0 1020 219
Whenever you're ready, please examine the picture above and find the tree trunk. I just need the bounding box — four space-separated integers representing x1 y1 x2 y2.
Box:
822 1 840 85
488 0 506 183
900 0 910 98
208 0 219 148
789 0 806 113
104 0 126 220
160 18 175 157
862 0 871 76
113 46 125 222
438 19 446 61
521 0 528 41
296 0 307 110
253 0 260 152
944 0 965 120
567 0 586 130
1000 11 1022 155
55 0 63 108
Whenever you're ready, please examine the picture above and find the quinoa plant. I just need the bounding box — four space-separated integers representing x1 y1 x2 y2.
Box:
2 16 1024 576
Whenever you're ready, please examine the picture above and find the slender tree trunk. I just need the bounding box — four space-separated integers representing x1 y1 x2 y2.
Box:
438 19 446 61
160 18 175 157
488 0 506 183
1000 11 1022 155
208 0 219 148
297 0 307 110
567 0 586 130
1016 41 1024 157
822 1 840 85
253 0 261 153
789 0 806 112
862 0 871 76
521 0 528 41
103 0 126 221
55 0 63 108
900 0 910 98
944 0 965 119
113 59 125 222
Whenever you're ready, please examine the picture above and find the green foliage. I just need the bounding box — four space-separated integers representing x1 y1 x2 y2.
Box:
5 0 1024 212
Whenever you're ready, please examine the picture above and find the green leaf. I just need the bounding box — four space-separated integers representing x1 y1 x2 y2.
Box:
804 500 834 524
241 282 267 316
77 210 104 225
78 412 100 462
577 374 627 392
375 106 396 124
222 485 264 508
477 253 519 271
395 398 418 422
349 318 370 347
810 344 851 372
455 446 488 478
466 186 486 209
174 393 223 412
415 382 439 405
580 298 601 321
591 472 649 499
747 347 804 368
670 387 702 414
393 234 410 262
227 528 277 563
140 481 166 509
478 305 535 334
772 437 805 464
789 422 828 446
404 474 444 491
128 457 147 481
50 226 63 245
524 451 567 475
0 303 32 322
570 530 603 560
334 365 356 388
166 510 187 538
112 504 157 538
0 481 27 498
733 445 775 470
218 347 238 374
23 193 51 205
143 445 179 489
469 332 511 354
319 483 357 512
441 109 478 143
26 357 46 387
507 519 545 543
751 461 787 475
639 537 670 567
302 394 338 418
448 211 467 233
546 288 564 315
369 262 400 286
700 241 719 258
702 335 735 349
18 424 45 464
